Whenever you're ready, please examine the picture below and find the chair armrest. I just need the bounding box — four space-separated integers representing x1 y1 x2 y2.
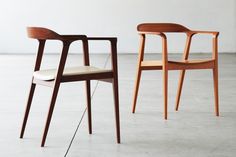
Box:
87 37 117 42
188 30 219 60
87 37 118 73
138 31 167 39
188 30 219 37
60 35 87 42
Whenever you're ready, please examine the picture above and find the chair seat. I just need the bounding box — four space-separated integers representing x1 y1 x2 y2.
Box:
141 59 214 70
33 66 112 81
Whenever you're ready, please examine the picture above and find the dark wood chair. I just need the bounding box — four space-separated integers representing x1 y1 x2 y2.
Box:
20 27 120 146
132 23 219 119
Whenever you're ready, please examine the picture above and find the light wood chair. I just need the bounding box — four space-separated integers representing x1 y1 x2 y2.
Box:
132 23 219 119
20 27 120 146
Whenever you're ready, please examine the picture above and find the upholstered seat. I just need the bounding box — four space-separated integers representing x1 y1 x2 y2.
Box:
33 66 112 81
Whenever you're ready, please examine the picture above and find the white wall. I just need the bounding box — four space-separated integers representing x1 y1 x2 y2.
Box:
0 0 235 53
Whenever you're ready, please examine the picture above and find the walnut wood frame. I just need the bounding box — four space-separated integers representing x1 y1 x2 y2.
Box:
20 27 120 147
132 23 219 120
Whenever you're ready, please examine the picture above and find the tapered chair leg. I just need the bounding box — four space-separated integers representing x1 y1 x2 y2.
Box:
41 83 61 147
213 67 219 116
85 80 92 134
175 70 186 111
20 83 36 138
132 68 142 113
112 77 120 143
163 70 168 120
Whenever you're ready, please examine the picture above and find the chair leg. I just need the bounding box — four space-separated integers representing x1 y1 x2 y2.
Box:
41 83 60 147
112 77 121 143
213 67 219 116
163 70 168 120
20 83 36 138
175 70 186 111
132 68 142 113
85 80 92 134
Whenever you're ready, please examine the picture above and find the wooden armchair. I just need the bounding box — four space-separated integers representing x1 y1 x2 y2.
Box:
132 23 219 119
20 27 120 146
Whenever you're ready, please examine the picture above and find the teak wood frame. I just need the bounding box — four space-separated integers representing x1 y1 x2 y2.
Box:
132 23 219 120
20 27 120 147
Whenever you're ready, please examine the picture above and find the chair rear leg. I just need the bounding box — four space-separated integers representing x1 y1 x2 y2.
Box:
20 83 36 138
213 67 219 116
132 68 142 113
86 80 92 134
41 83 60 147
112 77 121 143
175 70 186 111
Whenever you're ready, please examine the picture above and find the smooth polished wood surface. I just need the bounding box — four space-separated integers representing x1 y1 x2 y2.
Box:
132 23 219 119
175 33 193 111
20 27 120 146
137 23 190 32
132 34 145 113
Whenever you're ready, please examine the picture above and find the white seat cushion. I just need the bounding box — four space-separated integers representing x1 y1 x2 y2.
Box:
33 66 112 81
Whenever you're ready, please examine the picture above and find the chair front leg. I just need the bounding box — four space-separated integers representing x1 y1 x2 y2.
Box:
112 77 121 143
85 80 92 134
20 82 36 138
41 41 71 147
175 34 193 111
41 82 61 147
132 34 145 113
161 34 168 120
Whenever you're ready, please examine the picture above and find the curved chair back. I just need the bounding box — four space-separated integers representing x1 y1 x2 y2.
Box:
27 27 61 40
137 23 190 33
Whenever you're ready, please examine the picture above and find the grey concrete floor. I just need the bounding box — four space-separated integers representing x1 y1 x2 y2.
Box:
0 53 236 157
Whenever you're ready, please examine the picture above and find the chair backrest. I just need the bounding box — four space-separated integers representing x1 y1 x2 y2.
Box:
27 27 62 40
137 23 190 33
